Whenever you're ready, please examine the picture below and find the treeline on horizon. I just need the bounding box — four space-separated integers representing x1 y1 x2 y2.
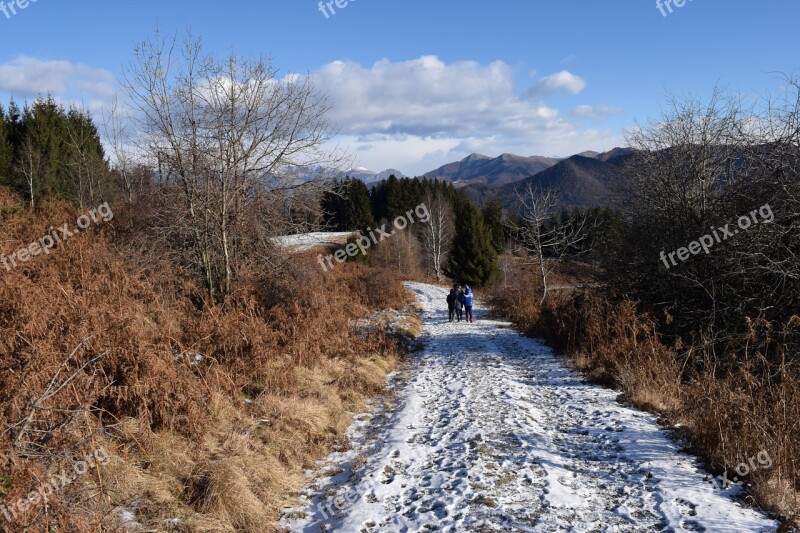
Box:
322 176 499 286
321 174 623 287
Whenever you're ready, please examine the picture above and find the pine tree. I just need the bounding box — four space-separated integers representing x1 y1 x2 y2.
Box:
322 177 377 232
447 195 498 287
7 97 110 205
345 178 376 232
6 99 22 149
370 175 399 221
0 105 13 187
64 105 111 206
482 196 505 254
21 97 70 199
321 178 346 230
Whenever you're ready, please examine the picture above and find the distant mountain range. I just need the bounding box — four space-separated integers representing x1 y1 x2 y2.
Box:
277 165 405 187
419 148 632 209
341 147 634 209
465 148 634 209
345 167 406 184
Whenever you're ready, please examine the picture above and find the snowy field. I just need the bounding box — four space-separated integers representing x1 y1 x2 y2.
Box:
282 283 777 532
271 232 359 252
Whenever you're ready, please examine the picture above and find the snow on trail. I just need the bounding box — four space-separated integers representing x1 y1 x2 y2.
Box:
283 283 777 532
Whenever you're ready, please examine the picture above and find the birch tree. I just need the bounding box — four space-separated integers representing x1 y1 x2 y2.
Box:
17 135 43 208
509 185 588 304
419 189 454 281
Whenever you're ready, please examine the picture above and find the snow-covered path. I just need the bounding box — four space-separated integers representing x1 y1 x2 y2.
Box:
283 283 777 532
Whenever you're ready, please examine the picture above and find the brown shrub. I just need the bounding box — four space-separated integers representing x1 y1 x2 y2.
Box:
0 188 411 530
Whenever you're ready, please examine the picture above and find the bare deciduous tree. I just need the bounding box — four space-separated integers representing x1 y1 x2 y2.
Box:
419 189 454 281
371 224 423 278
613 79 800 336
509 185 588 304
17 135 43 209
65 106 109 208
103 96 149 204
623 88 749 244
122 31 349 299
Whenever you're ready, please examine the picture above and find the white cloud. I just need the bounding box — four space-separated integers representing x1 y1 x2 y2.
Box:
312 57 620 174
314 56 565 140
525 70 587 98
0 56 115 107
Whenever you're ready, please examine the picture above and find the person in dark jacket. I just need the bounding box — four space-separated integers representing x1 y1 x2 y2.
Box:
454 285 465 322
463 286 475 323
446 287 457 322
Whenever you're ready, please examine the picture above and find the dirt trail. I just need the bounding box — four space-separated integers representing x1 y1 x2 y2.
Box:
283 283 776 532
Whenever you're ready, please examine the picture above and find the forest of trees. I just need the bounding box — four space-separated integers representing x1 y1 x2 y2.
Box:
0 97 111 209
319 171 631 290
322 175 502 286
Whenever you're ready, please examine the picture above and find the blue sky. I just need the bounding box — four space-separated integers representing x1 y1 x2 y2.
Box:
0 0 798 174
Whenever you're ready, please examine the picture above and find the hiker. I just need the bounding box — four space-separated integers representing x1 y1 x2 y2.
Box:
463 285 475 323
446 287 457 322
454 285 465 322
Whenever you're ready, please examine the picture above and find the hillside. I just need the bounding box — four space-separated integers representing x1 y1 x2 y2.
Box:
424 153 561 188
462 148 633 209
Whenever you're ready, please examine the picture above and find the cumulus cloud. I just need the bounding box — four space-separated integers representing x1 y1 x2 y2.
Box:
0 56 116 113
314 56 566 140
311 57 622 173
525 70 587 98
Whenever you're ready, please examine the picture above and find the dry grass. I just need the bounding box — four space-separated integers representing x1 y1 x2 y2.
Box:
0 189 414 531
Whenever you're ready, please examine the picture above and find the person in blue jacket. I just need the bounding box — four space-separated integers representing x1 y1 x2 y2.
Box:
462 285 475 323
